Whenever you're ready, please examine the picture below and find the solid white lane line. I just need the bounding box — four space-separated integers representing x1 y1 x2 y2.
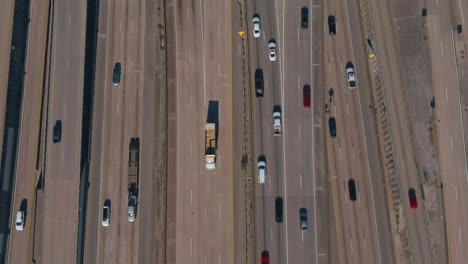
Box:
298 28 300 44
205 208 207 223
339 148 342 160
446 87 449 102
302 231 304 243
298 75 300 91
451 136 454 150
459 227 462 242
190 237 193 256
218 202 221 221
190 189 193 205
458 0 465 24
441 41 444 54
300 173 303 189
190 141 193 156
199 0 206 107
299 123 301 139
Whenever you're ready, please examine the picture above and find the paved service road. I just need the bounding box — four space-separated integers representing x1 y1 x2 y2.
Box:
173 0 234 263
427 0 468 262
6 0 50 263
369 0 434 262
41 0 86 262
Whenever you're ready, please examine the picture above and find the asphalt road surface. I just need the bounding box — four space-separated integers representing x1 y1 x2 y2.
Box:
84 0 145 262
41 0 86 263
426 0 468 262
6 0 50 263
173 0 234 264
369 0 436 262
249 0 321 263
324 0 389 262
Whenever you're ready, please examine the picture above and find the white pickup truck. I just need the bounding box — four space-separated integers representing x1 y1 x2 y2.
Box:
273 105 282 136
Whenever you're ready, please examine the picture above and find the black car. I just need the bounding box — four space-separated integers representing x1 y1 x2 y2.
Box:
328 15 336 35
301 7 309 28
275 197 283 223
348 179 357 201
255 69 264 97
53 120 62 144
329 117 337 138
113 62 121 85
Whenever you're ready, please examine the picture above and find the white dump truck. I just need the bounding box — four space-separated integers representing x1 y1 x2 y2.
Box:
205 123 216 170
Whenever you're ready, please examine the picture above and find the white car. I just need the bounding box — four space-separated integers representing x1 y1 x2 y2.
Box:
346 62 356 88
15 210 24 231
102 205 110 227
268 40 276 61
252 15 261 38
258 156 266 184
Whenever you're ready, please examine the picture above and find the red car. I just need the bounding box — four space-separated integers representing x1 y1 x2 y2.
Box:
303 84 311 107
261 250 269 264
409 188 417 209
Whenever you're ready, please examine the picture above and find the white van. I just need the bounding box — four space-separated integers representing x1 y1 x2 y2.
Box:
258 156 266 184
15 210 24 231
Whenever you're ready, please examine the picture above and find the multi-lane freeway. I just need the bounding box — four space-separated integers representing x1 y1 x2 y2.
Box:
1 0 468 264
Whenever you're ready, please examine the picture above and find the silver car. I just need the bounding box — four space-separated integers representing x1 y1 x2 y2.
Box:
252 15 261 38
268 40 277 61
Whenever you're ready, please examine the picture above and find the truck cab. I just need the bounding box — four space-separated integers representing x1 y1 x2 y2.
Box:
205 123 217 170
128 195 136 222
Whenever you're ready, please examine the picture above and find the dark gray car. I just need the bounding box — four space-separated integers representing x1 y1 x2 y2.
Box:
299 208 308 230
53 120 62 144
255 69 264 97
329 117 337 137
113 62 121 85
